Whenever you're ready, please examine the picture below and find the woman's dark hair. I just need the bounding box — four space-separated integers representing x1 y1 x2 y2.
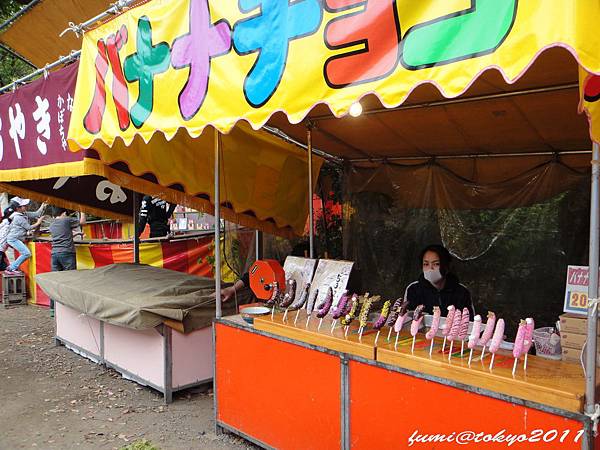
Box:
420 244 452 271
53 207 72 217
3 206 14 221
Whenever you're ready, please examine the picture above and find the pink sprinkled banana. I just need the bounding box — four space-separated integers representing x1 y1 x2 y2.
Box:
512 320 527 358
523 318 535 353
448 309 462 342
441 305 456 337
393 299 410 333
410 305 425 337
477 312 496 347
457 307 470 341
489 318 505 353
425 306 441 340
467 315 482 350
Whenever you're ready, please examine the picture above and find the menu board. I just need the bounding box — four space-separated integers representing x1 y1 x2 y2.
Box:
307 259 354 310
283 256 318 299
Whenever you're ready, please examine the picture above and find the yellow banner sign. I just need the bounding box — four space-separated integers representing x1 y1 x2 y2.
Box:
580 67 600 144
69 0 600 149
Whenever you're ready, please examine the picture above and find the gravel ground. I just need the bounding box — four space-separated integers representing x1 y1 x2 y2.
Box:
0 305 256 450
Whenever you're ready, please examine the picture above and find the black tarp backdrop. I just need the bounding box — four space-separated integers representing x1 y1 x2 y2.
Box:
342 174 590 336
262 158 591 337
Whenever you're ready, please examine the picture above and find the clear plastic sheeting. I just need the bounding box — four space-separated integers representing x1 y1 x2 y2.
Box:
438 208 521 261
343 156 590 335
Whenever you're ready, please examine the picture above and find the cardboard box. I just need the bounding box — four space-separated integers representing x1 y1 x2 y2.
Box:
562 345 600 366
559 313 600 335
560 331 598 349
562 346 582 364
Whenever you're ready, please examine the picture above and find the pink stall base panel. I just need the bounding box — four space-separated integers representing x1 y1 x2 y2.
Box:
172 327 213 389
55 302 102 359
55 303 214 398
103 322 165 389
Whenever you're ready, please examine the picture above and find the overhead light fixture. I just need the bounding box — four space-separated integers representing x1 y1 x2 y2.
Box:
349 102 363 117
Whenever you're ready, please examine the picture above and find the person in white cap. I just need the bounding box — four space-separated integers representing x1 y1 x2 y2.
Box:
9 197 46 220
5 197 46 274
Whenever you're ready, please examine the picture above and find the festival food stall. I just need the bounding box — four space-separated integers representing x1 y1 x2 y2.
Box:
58 0 600 448
0 0 321 403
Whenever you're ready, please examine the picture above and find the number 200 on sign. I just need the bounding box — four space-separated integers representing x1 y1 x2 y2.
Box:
569 292 588 308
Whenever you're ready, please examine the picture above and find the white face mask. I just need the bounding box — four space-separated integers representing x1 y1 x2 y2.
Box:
424 269 443 284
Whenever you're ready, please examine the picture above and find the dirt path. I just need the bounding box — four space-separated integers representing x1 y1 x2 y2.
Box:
0 305 255 450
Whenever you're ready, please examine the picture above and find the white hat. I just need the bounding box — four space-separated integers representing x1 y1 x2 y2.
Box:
11 197 30 207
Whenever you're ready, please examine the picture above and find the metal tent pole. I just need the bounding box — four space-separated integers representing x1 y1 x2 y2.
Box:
586 143 600 422
307 126 314 259
214 129 222 319
133 192 140 263
255 230 262 261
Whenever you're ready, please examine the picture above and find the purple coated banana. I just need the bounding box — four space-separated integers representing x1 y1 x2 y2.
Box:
317 287 334 319
331 290 350 319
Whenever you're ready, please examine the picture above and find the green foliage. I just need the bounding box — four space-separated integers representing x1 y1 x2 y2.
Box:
0 0 35 87
198 241 216 272
119 440 160 450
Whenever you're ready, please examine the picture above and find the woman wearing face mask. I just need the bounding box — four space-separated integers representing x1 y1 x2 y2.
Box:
404 244 474 320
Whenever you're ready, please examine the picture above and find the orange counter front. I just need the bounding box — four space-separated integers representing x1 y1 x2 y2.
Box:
215 316 600 450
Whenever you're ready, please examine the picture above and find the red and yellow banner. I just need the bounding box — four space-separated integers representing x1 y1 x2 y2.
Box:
69 0 600 150
25 238 216 306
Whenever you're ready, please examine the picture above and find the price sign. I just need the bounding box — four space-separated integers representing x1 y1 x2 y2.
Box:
564 266 592 315
566 291 589 313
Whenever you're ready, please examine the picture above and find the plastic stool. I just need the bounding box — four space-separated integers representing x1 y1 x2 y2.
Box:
1 272 27 308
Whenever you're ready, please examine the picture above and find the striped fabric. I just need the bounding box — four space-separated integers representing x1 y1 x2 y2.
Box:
23 237 219 306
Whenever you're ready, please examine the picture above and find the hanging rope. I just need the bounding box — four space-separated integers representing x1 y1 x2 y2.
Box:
586 403 600 436
110 0 130 13
59 21 84 38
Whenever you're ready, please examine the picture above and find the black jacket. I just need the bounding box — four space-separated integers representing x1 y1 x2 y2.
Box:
137 196 176 238
405 273 474 320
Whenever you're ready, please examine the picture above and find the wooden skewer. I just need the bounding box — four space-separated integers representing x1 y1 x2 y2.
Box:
448 341 454 362
330 319 338 334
